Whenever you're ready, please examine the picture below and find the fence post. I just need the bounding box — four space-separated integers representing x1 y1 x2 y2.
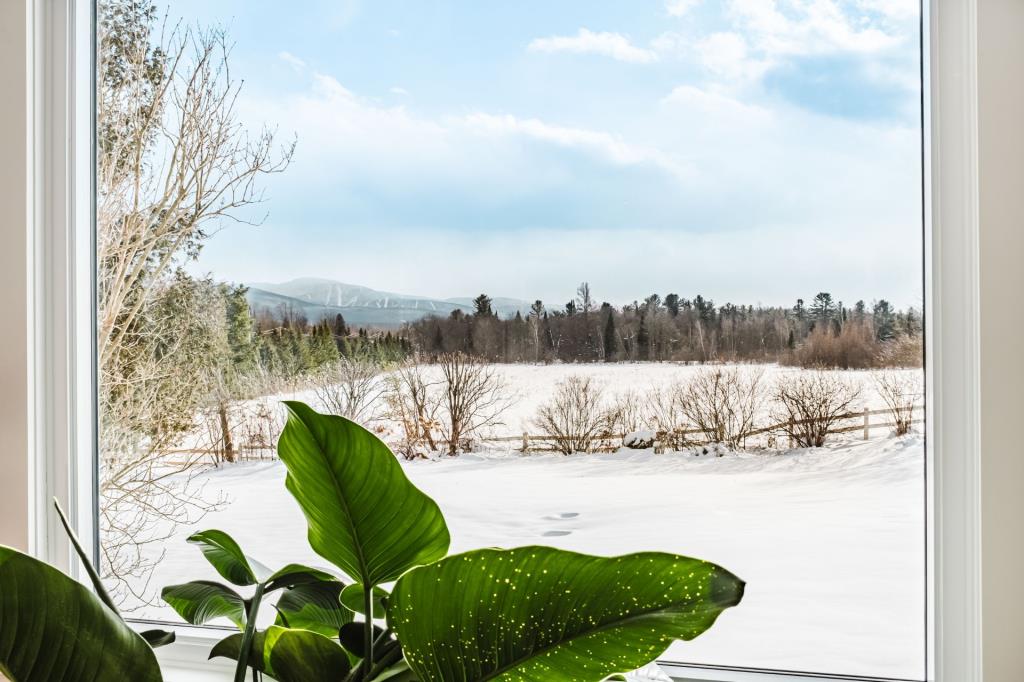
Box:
863 408 870 441
521 431 529 453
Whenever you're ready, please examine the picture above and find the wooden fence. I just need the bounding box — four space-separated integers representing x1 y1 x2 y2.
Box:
484 405 923 453
169 404 923 463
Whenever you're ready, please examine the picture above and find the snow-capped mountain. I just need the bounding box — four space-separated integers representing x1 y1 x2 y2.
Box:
245 277 531 327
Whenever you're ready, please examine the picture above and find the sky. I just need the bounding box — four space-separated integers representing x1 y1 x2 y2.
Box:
169 0 924 309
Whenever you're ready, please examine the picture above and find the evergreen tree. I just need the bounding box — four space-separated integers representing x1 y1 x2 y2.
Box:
664 293 680 317
637 314 651 360
332 313 348 338
224 284 258 374
810 292 835 324
873 299 896 341
473 294 494 317
603 312 620 361
793 298 807 321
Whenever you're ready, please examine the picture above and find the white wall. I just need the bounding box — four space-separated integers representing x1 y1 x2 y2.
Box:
978 1 1024 679
0 0 31 554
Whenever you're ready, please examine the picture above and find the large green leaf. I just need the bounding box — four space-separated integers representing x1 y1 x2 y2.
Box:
187 530 268 586
162 580 247 629
388 546 744 682
210 627 351 682
0 546 162 682
277 401 450 586
262 626 351 682
274 581 352 637
339 583 388 618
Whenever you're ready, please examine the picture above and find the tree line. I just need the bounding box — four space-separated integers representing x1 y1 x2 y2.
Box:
401 285 922 368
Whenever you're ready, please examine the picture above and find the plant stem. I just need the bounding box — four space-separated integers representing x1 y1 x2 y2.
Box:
363 586 374 680
234 582 266 682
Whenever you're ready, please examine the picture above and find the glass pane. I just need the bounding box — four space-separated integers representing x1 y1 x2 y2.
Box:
96 1 925 678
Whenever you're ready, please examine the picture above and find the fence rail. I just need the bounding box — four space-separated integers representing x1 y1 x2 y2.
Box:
489 405 923 453
168 404 924 463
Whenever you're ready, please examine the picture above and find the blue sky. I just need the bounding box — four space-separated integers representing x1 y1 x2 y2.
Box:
171 0 923 308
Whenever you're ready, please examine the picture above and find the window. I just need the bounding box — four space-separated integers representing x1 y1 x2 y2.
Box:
87 0 931 680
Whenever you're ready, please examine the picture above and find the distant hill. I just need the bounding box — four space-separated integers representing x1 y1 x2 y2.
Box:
245 278 532 327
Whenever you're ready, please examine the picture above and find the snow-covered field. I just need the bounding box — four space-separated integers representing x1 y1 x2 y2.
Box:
132 364 926 680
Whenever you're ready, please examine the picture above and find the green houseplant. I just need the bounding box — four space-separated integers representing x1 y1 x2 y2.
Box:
0 402 744 681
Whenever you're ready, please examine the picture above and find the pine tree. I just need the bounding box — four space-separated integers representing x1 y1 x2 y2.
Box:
224 284 258 375
793 298 807 321
473 294 494 317
810 292 835 324
603 312 620 361
332 313 348 338
637 314 651 360
873 299 896 341
664 293 680 317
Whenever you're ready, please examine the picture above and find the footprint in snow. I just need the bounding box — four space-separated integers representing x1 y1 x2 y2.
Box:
542 512 579 520
542 530 572 537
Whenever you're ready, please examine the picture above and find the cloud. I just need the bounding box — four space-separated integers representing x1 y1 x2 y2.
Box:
389 86 410 96
693 32 772 84
727 0 903 57
527 28 658 64
278 51 306 72
666 0 701 17
211 70 921 307
460 112 691 180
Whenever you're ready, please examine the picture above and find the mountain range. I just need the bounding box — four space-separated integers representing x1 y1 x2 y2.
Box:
245 278 532 327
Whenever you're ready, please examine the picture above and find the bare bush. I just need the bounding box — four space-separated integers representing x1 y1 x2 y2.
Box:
786 324 879 369
384 361 441 459
646 383 691 451
873 371 923 436
876 334 924 368
312 356 384 425
676 368 766 448
772 371 862 448
603 389 647 436
534 376 608 455
436 352 512 455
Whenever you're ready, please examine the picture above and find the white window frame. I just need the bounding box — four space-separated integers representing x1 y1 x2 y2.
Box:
29 0 981 680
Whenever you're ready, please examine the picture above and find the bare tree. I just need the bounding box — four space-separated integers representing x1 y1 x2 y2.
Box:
96 1 292 607
873 371 923 436
312 356 384 425
534 376 607 455
384 360 441 459
772 371 862 448
676 368 765 448
436 352 511 455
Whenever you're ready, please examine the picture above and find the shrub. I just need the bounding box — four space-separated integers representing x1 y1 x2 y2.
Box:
646 382 691 451
383 360 441 459
676 367 766 448
436 352 511 455
786 323 879 369
311 355 384 424
873 370 923 436
534 375 608 454
772 371 862 447
876 334 924 368
603 389 647 436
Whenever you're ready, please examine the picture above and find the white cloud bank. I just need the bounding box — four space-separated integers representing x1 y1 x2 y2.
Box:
528 28 659 64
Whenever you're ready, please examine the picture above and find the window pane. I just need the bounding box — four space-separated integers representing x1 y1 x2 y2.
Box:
96 1 925 678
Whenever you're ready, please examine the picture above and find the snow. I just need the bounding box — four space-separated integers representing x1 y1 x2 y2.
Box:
129 364 925 680
623 429 657 448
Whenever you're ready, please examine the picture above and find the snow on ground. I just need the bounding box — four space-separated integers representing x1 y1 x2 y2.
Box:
135 427 925 680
